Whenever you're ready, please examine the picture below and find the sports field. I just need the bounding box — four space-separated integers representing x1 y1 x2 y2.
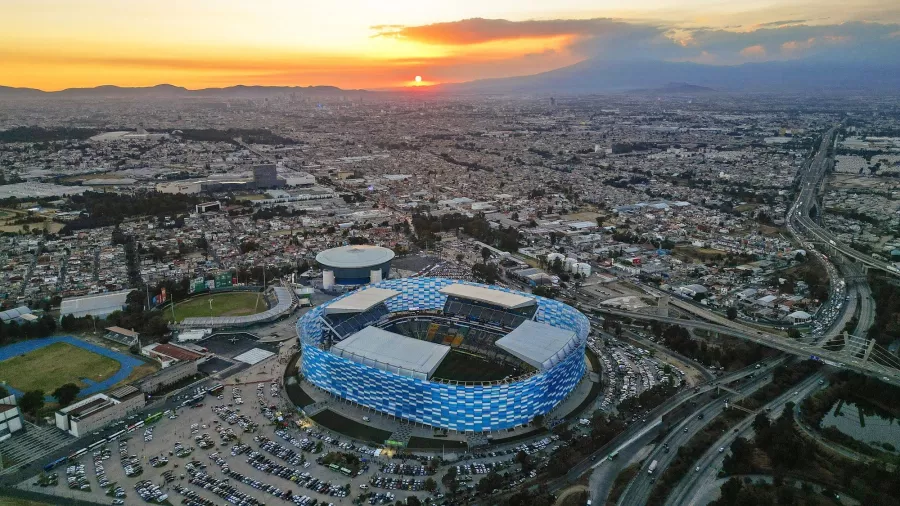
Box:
431 349 521 382
168 292 265 322
0 342 121 393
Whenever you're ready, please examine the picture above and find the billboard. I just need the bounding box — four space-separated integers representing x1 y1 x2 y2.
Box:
215 272 233 289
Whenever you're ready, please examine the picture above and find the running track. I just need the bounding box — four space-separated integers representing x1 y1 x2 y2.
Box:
0 336 144 400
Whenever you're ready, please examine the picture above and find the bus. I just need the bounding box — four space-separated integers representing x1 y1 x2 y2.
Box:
68 448 88 461
145 412 164 424
608 451 619 460
208 384 225 396
87 438 107 451
43 456 67 471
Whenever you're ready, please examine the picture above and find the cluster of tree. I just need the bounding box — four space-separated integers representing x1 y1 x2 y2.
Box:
0 126 99 143
170 128 296 145
471 263 501 284
0 314 59 347
611 142 655 154
0 171 24 185
617 382 679 415
867 274 900 346
531 285 559 299
411 212 519 252
711 475 842 506
772 262 829 303
60 191 200 232
439 152 494 172
659 325 770 370
603 175 650 189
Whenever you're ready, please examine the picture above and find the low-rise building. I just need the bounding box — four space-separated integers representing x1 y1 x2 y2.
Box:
137 360 199 394
55 386 144 437
0 393 24 443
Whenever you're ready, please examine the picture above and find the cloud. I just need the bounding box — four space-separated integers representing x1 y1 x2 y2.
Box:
371 17 662 47
757 19 809 27
781 37 817 52
740 45 767 58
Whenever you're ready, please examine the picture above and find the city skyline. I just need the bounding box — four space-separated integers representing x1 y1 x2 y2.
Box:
3 0 900 91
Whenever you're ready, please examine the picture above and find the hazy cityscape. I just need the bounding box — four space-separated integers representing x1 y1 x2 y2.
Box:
2 2 900 506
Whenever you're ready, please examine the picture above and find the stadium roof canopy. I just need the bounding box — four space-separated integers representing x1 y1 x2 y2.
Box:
324 287 400 315
331 326 450 380
316 245 395 269
495 320 580 370
439 283 536 310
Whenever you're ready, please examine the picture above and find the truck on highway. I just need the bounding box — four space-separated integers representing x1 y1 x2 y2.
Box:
648 460 658 474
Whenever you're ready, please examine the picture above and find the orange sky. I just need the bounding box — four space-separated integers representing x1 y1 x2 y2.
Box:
1 0 897 90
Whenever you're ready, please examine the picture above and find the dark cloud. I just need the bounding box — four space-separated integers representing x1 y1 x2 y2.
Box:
371 18 900 65
756 19 809 27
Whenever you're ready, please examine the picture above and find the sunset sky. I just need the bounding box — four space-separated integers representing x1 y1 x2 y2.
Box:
2 0 899 90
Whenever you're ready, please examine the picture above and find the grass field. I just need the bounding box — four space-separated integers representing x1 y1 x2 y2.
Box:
310 409 392 444
168 292 265 322
0 342 121 393
431 349 522 382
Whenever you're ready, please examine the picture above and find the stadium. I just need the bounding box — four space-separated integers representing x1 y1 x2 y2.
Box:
316 245 395 289
296 277 589 432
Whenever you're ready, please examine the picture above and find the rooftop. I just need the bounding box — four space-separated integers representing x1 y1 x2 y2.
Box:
331 326 451 380
316 245 395 269
324 287 400 315
439 283 536 310
495 320 580 370
60 289 133 317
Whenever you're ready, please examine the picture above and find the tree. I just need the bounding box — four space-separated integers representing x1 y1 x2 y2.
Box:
52 383 81 407
0 384 8 398
726 306 738 320
481 246 491 263
19 390 45 415
405 497 422 506
515 450 533 472
786 328 801 340
442 466 459 495
423 477 437 493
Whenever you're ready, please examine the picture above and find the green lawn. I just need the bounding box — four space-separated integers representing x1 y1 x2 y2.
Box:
167 292 265 322
310 409 393 444
0 342 121 393
431 349 522 383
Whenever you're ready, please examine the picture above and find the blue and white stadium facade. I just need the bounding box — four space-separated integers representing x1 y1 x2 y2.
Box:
296 277 589 432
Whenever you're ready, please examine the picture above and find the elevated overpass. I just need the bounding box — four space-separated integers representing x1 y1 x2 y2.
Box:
584 304 900 382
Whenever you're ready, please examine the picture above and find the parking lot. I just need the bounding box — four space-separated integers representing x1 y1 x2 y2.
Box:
588 334 683 412
18 344 435 506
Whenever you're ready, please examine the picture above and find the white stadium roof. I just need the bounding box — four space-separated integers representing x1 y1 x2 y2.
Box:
316 245 395 269
331 326 450 379
495 320 580 370
324 287 400 315
439 284 536 310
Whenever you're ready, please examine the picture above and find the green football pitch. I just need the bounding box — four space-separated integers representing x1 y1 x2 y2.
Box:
167 292 265 322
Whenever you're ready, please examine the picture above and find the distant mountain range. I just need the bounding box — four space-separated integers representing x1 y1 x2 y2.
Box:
0 83 371 99
3 59 900 99
433 59 900 94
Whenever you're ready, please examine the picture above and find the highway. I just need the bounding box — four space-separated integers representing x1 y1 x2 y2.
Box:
667 371 826 505
561 358 788 488
585 305 900 382
787 129 900 277
615 361 787 505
